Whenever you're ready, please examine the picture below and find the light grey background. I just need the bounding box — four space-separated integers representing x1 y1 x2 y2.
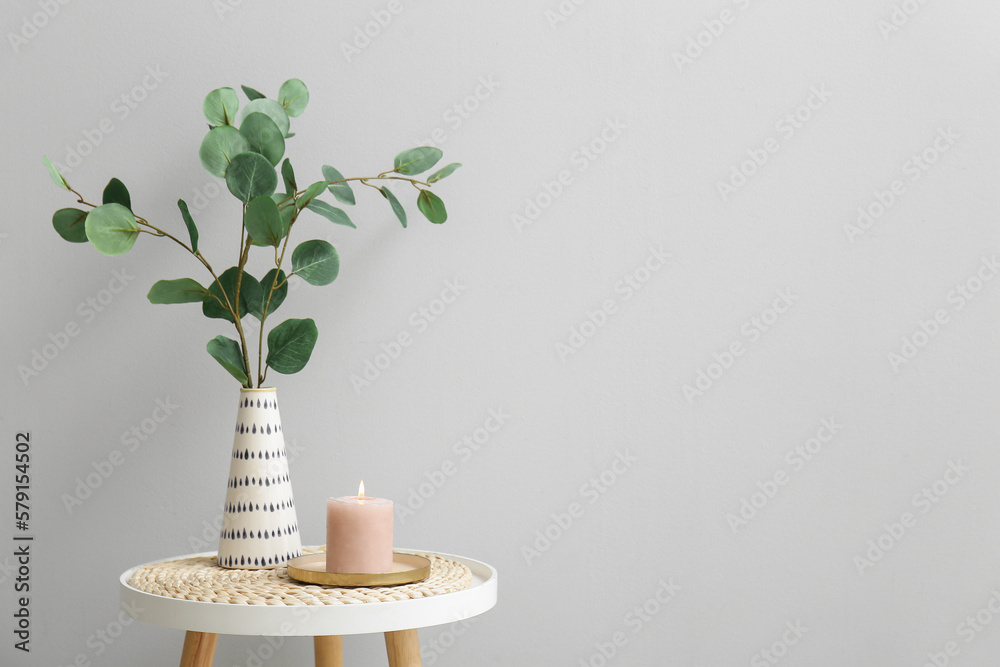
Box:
3 0 999 665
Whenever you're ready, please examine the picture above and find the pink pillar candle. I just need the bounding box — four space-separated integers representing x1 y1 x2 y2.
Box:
325 491 394 574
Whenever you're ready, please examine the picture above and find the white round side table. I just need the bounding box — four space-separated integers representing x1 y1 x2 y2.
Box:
119 548 498 666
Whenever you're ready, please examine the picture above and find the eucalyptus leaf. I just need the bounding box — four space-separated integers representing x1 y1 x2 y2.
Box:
239 112 285 166
52 208 88 243
244 195 287 247
278 78 309 117
240 272 263 320
43 155 69 190
241 85 266 101
427 162 462 183
295 180 328 210
321 165 355 205
237 98 290 137
207 335 249 385
147 278 211 304
203 87 239 126
102 178 131 210
394 147 442 175
291 240 340 286
226 152 278 203
84 203 139 256
380 186 407 228
305 199 355 228
266 318 318 375
199 126 251 178
177 199 199 253
270 192 295 230
281 158 296 195
202 267 247 323
416 190 447 224
260 268 288 317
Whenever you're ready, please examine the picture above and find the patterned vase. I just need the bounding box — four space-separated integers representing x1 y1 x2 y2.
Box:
217 387 302 569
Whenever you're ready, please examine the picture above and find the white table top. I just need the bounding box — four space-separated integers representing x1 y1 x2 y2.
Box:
119 549 497 636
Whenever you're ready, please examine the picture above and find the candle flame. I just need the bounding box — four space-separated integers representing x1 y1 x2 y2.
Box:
358 480 365 499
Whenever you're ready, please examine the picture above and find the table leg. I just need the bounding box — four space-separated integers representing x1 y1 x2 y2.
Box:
180 631 218 667
384 629 421 667
314 635 344 667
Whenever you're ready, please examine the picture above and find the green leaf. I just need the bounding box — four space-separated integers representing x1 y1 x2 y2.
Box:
102 177 131 210
281 158 296 195
380 186 407 228
394 147 443 175
266 318 318 375
296 180 328 210
321 165 355 205
291 240 340 286
239 112 285 166
203 87 239 126
278 78 309 117
260 268 288 317
237 98 290 137
416 190 448 224
84 204 139 256
43 155 70 190
147 278 211 304
240 272 263 319
177 199 199 253
226 152 278 203
207 335 249 385
428 162 462 183
52 208 88 243
199 126 251 177
241 85 266 101
270 192 295 230
202 267 247 323
305 199 356 228
244 195 287 247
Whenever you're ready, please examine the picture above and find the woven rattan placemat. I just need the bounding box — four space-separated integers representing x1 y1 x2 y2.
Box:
127 547 472 606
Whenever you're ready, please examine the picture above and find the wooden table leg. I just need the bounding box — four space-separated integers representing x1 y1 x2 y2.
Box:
314 635 344 667
180 631 218 667
384 629 421 667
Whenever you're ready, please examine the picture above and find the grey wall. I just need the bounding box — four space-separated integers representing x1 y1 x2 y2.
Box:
4 0 1000 665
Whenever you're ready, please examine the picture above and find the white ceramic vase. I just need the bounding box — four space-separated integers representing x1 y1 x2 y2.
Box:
217 387 302 569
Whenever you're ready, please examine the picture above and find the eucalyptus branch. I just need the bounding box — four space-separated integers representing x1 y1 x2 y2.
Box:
45 78 458 388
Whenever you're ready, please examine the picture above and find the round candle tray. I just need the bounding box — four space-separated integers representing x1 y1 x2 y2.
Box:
286 552 431 587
